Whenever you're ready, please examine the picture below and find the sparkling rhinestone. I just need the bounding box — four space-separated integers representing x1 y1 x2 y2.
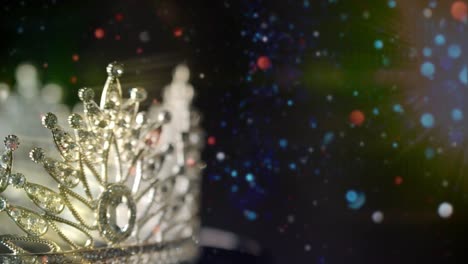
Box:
40 191 50 203
30 148 45 163
78 87 95 101
107 62 124 77
19 214 49 236
66 142 79 151
130 87 147 102
9 173 26 188
98 120 108 128
87 104 100 114
4 135 19 151
42 112 58 129
52 197 63 208
27 216 38 228
104 101 117 110
9 207 21 219
78 130 90 140
1 151 10 164
0 197 7 212
55 129 66 140
44 159 56 170
68 113 84 129
26 184 38 195
64 173 80 187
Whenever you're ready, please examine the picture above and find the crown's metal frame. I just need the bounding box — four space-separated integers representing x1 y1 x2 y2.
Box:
0 62 203 263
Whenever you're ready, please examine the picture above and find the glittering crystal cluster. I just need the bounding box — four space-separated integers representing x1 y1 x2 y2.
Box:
0 62 203 263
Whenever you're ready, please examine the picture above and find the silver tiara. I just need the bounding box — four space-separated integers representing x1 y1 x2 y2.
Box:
0 62 204 263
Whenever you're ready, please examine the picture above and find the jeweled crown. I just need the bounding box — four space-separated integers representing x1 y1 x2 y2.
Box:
0 62 203 263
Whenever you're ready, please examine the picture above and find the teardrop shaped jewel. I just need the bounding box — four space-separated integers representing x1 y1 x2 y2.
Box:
25 183 65 215
7 206 48 237
43 159 80 188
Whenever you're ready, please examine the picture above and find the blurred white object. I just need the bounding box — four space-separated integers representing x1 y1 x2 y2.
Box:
0 63 69 174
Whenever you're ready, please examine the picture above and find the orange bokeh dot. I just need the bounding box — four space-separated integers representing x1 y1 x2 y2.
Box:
70 76 77 84
451 1 468 22
257 56 272 70
94 28 105 39
173 27 183 37
72 54 79 62
349 110 365 126
394 176 403 185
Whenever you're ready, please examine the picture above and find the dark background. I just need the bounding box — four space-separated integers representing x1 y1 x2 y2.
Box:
2 0 468 263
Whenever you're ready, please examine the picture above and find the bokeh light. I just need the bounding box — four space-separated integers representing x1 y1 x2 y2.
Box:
372 211 384 223
94 28 105 39
451 1 468 22
349 110 365 126
420 113 435 128
438 202 454 219
257 56 272 70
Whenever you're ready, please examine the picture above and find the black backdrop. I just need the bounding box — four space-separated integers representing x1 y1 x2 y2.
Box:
2 0 468 263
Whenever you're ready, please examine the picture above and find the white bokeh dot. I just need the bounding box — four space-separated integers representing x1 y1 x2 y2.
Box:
438 202 453 219
216 152 225 161
423 8 432 18
372 211 384 224
139 31 151 43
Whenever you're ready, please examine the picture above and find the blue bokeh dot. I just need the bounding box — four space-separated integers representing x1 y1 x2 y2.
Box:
448 44 462 59
346 190 358 203
279 139 288 148
245 173 254 182
460 66 468 85
393 104 404 113
420 113 435 128
231 170 238 177
374 40 384 50
244 210 257 221
434 34 445 46
423 47 432 57
420 62 435 78
452 108 463 121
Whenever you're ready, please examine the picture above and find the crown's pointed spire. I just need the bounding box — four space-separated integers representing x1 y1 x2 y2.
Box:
100 61 124 109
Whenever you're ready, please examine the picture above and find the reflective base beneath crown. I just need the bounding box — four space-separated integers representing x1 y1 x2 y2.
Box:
0 238 199 264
